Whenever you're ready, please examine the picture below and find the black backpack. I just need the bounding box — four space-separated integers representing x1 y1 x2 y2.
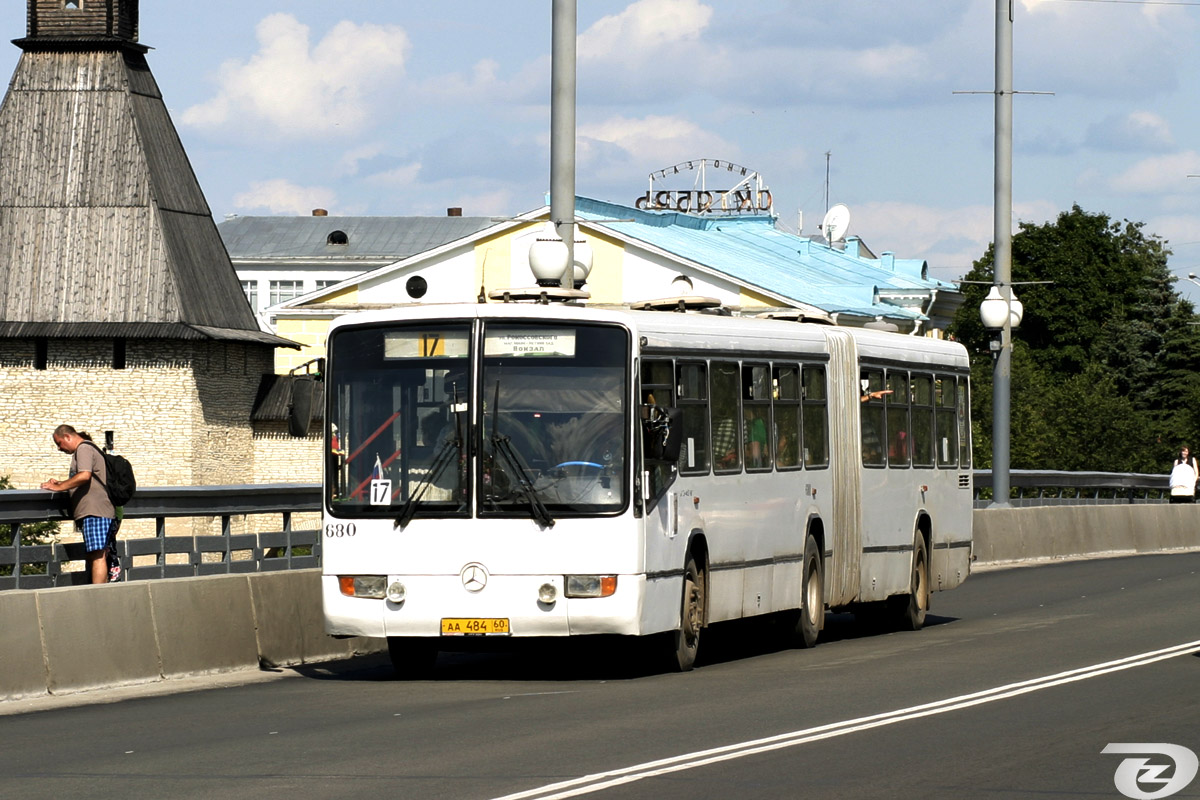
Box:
81 441 137 506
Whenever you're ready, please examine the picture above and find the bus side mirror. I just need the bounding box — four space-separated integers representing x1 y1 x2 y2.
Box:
288 376 315 437
642 405 682 463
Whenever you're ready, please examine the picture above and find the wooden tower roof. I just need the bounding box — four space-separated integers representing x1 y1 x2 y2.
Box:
0 0 293 346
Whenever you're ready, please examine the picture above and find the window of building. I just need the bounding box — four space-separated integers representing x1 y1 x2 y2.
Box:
113 338 126 370
35 339 48 371
327 230 349 246
677 362 709 475
241 280 258 310
406 276 428 299
316 280 338 291
269 280 303 306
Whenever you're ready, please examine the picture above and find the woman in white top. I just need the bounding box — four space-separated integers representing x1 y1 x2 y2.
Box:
1169 446 1198 503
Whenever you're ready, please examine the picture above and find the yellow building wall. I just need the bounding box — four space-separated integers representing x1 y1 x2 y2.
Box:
321 285 359 304
738 287 776 308
475 226 521 295
274 315 336 373
580 230 625 304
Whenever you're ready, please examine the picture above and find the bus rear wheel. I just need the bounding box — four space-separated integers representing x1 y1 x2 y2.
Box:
387 636 438 679
795 534 824 648
670 555 705 672
889 534 929 631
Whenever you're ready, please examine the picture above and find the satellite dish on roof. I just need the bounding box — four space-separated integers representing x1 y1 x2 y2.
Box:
821 203 851 243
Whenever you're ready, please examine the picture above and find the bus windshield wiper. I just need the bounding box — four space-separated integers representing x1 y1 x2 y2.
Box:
394 434 461 529
487 381 553 527
491 433 555 528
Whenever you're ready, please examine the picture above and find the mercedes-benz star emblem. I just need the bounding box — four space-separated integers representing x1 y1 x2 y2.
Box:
460 562 488 592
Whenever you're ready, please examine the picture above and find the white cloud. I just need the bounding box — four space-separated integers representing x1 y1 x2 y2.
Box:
852 199 1058 279
579 0 713 62
579 115 738 173
1085 112 1175 153
233 179 337 216
362 163 422 187
1110 151 1200 194
181 14 409 137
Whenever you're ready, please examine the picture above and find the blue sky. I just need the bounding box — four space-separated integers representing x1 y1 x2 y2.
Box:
4 0 1200 293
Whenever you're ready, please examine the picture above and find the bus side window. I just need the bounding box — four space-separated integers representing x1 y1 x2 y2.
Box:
886 370 910 467
935 376 958 467
957 380 972 469
911 374 935 467
860 369 885 467
774 364 801 470
641 359 677 501
743 363 772 471
677 362 710 474
802 364 828 468
711 361 741 474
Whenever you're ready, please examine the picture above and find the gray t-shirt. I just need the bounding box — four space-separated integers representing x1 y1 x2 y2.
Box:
70 443 115 520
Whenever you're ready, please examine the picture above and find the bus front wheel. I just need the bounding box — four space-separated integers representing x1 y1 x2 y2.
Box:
670 555 705 672
387 636 438 679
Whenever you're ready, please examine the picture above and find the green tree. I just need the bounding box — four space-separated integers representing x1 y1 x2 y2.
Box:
0 475 60 576
949 205 1200 473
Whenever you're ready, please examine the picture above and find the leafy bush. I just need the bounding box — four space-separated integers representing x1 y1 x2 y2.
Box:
0 475 60 576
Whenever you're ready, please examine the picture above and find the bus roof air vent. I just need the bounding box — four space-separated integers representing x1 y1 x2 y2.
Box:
755 309 836 325
630 295 724 313
487 286 591 305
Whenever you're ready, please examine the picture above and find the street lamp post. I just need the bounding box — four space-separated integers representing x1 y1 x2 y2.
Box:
550 0 577 290
990 0 1015 508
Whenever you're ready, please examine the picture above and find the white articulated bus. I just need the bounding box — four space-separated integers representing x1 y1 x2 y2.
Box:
316 301 973 675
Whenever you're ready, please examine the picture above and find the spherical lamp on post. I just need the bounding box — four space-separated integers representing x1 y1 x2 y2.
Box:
528 222 569 287
529 221 592 289
980 284 1022 508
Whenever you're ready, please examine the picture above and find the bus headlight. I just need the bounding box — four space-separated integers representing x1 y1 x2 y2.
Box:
339 575 387 599
565 575 617 598
538 582 558 604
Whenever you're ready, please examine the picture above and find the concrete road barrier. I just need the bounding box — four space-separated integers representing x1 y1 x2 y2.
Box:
971 505 1200 566
1 570 382 702
2 504 1198 701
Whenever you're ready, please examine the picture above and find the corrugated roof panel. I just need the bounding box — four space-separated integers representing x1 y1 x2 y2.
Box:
577 197 940 320
218 216 496 260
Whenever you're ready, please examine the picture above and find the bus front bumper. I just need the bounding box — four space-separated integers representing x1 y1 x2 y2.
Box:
322 573 652 639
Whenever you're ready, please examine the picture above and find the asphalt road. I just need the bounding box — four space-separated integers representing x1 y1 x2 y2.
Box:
2 553 1199 800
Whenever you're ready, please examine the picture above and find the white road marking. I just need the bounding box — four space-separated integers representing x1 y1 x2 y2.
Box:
491 639 1200 800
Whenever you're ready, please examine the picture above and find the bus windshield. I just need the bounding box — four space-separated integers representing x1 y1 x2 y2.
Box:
480 322 628 517
326 319 629 520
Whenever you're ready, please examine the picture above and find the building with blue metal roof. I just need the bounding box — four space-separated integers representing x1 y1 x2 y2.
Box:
266 196 964 372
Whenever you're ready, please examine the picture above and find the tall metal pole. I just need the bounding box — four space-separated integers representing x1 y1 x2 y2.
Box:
991 0 1013 508
550 0 577 290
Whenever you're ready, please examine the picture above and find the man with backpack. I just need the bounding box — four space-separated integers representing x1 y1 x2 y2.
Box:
40 424 116 584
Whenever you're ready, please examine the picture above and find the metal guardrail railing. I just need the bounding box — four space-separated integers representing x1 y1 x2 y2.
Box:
0 471 1178 590
972 470 1171 508
0 484 322 591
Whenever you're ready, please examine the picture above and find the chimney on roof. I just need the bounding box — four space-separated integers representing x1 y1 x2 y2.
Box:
447 207 462 217
312 208 328 217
